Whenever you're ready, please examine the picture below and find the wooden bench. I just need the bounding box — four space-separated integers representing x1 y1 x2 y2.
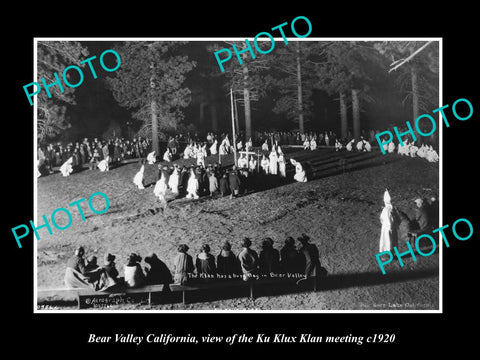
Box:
37 276 320 309
37 284 166 309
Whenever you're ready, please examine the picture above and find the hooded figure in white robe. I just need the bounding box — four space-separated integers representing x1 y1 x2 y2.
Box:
426 145 439 162
237 153 248 169
324 133 330 146
290 159 307 182
303 138 310 150
379 189 398 252
269 148 278 175
163 149 172 162
356 139 365 151
133 164 145 189
249 156 257 172
364 140 372 152
237 141 243 151
60 157 73 177
310 138 317 151
346 139 355 152
168 166 180 194
147 151 156 165
417 144 426 158
335 139 343 151
387 141 396 153
277 149 286 178
209 140 218 155
219 139 229 155
153 171 168 200
246 138 253 150
260 155 270 175
97 156 110 172
196 146 206 167
409 144 418 157
261 140 269 152
186 168 199 199
398 139 409 156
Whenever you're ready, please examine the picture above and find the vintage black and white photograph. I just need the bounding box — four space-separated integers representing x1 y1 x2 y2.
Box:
34 38 441 312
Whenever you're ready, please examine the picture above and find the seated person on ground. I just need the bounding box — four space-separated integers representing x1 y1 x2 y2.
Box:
144 253 173 286
124 253 146 288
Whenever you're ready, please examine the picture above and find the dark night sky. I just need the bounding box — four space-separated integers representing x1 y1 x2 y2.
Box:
64 40 415 141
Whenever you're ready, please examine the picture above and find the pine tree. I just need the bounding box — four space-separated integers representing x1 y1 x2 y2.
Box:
267 41 317 134
213 41 270 141
314 41 382 139
106 41 196 154
36 41 90 142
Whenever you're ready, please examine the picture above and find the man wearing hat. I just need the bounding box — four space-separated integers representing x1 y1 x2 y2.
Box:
297 234 322 278
408 198 431 247
102 253 120 282
237 238 259 281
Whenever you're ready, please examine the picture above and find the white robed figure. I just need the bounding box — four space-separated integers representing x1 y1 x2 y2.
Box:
183 145 192 159
277 147 286 178
346 139 355 152
97 156 110 172
364 140 372 152
260 155 270 175
60 157 73 177
246 138 253 150
269 148 278 175
186 168 199 199
409 144 418 157
147 151 156 165
37 159 42 178
335 139 343 151
237 153 248 169
209 140 218 155
163 149 172 162
153 171 168 200
397 139 409 156
261 140 269 152
356 139 365 151
310 138 317 151
426 145 439 163
219 137 229 156
303 138 310 150
248 157 257 172
379 189 397 252
196 145 206 167
387 141 396 154
133 164 145 189
290 158 307 182
168 166 180 194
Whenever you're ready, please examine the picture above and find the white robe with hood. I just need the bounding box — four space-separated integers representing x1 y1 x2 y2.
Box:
379 190 396 253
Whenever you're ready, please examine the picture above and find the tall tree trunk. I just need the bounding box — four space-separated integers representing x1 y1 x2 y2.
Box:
411 64 419 121
242 62 252 142
352 88 360 139
296 41 305 134
234 96 240 135
199 102 206 126
339 91 348 139
150 62 159 154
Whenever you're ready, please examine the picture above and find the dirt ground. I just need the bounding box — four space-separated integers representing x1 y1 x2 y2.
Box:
36 149 439 311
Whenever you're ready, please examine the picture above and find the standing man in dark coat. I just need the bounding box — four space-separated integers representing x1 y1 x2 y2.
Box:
297 234 322 278
228 167 242 199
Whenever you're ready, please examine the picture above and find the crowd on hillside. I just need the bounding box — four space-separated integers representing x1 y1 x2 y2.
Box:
64 234 326 291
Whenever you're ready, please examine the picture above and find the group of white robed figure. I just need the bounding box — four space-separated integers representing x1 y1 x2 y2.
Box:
57 155 111 177
394 140 439 162
335 138 372 152
132 161 201 201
